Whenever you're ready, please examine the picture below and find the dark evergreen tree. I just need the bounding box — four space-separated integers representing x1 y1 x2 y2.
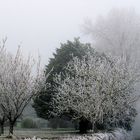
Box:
33 38 94 122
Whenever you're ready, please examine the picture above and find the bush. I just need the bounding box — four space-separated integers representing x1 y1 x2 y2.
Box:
21 118 38 128
48 118 74 129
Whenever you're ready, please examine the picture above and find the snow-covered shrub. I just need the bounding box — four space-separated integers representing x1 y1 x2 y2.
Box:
61 128 133 140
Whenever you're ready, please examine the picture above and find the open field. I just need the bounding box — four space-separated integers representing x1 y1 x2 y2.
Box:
0 129 140 140
0 128 79 140
0 130 139 140
0 128 139 140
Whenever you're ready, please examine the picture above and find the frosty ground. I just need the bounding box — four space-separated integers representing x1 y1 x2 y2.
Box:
0 128 137 140
0 129 77 139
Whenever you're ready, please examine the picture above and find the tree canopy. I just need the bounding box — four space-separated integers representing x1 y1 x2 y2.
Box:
0 44 45 135
83 9 140 65
51 51 138 132
33 38 94 120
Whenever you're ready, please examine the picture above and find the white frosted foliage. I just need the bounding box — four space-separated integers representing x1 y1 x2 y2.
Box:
0 45 46 134
52 52 139 126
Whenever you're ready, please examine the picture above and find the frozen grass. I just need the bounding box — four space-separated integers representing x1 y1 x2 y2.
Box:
0 128 136 140
0 128 78 139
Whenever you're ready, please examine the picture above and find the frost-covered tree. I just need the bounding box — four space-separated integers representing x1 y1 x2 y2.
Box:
0 47 45 135
0 39 8 135
33 38 93 121
83 8 140 107
83 9 140 61
52 51 139 133
33 39 94 130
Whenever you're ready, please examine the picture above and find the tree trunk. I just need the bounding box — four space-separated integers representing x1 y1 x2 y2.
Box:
0 120 5 135
9 123 14 135
79 119 92 133
0 123 4 135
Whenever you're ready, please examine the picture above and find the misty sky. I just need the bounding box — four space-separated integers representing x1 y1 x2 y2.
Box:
0 0 140 65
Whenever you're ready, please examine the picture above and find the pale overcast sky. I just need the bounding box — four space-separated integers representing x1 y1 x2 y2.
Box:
0 0 140 65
